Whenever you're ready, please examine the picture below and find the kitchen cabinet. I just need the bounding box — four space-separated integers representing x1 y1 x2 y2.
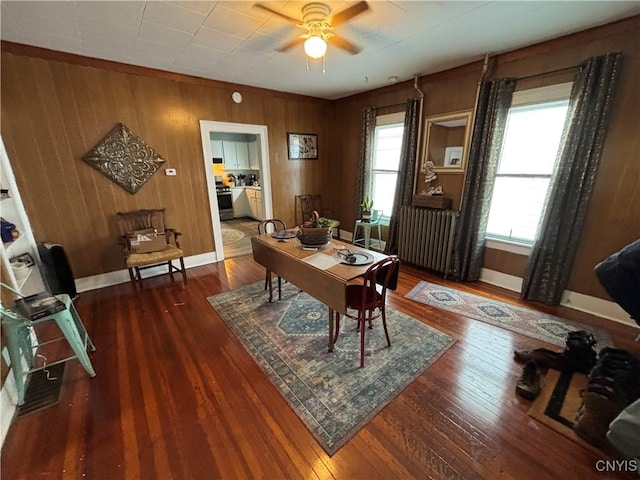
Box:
222 141 249 170
247 188 264 221
221 141 237 168
0 138 45 297
211 140 223 159
235 142 249 169
248 141 260 170
231 187 250 218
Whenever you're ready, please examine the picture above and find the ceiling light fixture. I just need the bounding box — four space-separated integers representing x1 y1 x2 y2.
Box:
303 23 330 73
304 35 327 59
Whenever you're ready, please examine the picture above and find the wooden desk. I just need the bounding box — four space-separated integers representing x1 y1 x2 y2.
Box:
251 234 387 351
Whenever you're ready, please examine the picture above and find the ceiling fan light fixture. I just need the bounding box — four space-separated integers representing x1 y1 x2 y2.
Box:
304 35 327 59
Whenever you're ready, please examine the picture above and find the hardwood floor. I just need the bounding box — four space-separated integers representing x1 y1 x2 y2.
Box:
2 256 638 479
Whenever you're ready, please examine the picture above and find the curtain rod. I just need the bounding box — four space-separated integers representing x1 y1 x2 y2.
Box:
376 63 580 108
516 63 582 82
373 75 423 109
375 101 406 110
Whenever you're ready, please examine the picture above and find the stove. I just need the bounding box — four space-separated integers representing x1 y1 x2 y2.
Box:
214 181 233 220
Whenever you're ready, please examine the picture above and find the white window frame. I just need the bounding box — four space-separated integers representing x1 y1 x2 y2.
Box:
485 82 573 253
371 112 405 225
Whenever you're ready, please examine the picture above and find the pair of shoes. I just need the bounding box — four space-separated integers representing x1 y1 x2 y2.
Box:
513 330 598 373
516 361 542 400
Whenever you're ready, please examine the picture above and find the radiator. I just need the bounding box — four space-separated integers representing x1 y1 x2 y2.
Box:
397 205 458 276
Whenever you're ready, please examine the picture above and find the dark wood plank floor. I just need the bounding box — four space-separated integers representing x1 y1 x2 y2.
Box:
2 256 638 479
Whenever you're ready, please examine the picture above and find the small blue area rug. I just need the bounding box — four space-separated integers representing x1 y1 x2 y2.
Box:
406 281 613 348
208 281 454 456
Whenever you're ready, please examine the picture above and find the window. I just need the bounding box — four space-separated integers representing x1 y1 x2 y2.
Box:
371 112 404 222
486 83 572 245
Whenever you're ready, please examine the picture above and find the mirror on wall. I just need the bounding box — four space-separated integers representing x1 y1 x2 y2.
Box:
423 110 472 173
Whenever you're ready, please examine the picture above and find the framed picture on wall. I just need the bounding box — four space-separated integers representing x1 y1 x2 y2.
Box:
287 132 318 160
444 146 464 167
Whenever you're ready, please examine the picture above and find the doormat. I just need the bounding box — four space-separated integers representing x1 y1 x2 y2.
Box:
208 281 455 456
406 281 613 348
528 369 602 454
16 362 65 418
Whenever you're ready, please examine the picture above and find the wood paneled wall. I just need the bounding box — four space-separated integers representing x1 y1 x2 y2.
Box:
1 16 639 301
331 16 640 300
1 44 332 277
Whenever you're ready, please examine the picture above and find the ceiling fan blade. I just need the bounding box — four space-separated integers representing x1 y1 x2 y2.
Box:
331 35 361 55
277 36 305 53
253 3 302 24
331 1 370 27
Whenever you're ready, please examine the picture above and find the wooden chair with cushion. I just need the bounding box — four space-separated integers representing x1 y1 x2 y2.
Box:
296 194 340 239
332 256 400 367
258 218 286 301
116 208 186 286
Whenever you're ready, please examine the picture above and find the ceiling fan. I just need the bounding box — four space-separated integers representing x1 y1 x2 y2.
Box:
254 1 370 60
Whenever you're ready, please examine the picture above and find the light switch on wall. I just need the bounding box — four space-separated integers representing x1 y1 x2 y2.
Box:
165 168 177 176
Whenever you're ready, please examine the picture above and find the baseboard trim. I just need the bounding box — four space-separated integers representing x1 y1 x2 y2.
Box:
75 252 219 292
479 268 637 329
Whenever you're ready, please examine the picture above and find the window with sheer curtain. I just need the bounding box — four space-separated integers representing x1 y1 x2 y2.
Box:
371 112 405 223
486 83 572 245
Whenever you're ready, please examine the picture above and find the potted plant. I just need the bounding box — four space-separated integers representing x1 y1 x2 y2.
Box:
297 211 332 245
361 195 373 222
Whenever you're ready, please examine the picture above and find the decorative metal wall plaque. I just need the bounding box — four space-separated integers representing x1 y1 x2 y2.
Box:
82 123 165 194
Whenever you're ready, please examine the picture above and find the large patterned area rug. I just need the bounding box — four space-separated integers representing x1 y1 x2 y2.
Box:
406 281 613 348
208 281 454 456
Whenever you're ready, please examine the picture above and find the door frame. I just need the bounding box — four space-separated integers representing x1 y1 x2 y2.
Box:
199 120 272 261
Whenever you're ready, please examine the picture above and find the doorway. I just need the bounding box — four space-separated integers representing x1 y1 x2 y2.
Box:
199 121 272 261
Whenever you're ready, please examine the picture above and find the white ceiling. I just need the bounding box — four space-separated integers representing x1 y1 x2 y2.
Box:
1 1 638 100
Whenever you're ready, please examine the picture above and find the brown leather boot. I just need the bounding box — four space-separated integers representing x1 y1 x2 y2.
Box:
574 389 628 449
514 348 573 371
516 361 542 400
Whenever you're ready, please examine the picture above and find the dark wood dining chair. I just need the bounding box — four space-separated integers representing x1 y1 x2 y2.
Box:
258 219 286 301
332 256 400 367
297 194 340 238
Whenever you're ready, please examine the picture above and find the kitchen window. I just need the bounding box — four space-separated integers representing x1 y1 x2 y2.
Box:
371 112 405 223
486 83 572 246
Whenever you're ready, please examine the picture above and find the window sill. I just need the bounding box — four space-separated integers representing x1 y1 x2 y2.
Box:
485 238 532 256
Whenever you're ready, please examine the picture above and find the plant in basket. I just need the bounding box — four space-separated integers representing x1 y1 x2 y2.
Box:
297 211 333 246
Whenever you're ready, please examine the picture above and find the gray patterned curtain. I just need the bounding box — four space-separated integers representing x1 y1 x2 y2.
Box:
522 52 622 304
354 107 377 223
451 78 516 281
385 98 421 254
